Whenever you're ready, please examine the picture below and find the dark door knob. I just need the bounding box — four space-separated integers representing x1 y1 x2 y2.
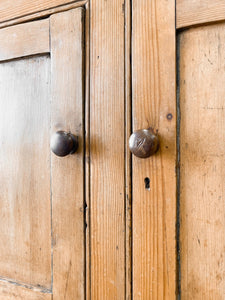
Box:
129 128 159 158
50 131 78 157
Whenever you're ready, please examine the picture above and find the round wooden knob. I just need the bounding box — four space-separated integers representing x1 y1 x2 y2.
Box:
50 131 78 157
129 128 159 158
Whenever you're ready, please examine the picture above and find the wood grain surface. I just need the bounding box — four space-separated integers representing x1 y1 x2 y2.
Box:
0 56 51 289
179 23 225 299
0 19 49 61
132 0 176 298
177 0 225 29
89 0 125 298
0 1 87 30
1 0 225 31
50 8 85 299
0 0 81 23
0 281 51 300
125 0 132 299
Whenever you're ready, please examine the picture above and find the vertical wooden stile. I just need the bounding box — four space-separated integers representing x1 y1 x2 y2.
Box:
89 0 126 299
85 2 91 300
50 8 85 299
132 0 176 298
125 0 132 299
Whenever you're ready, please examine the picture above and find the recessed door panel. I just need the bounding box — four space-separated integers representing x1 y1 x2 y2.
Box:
179 23 225 299
0 56 51 288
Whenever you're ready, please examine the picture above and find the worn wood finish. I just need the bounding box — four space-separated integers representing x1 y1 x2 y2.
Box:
84 2 91 300
125 0 132 299
50 8 85 299
90 0 125 298
177 0 225 29
0 19 49 61
179 23 225 299
0 1 87 30
6 0 224 32
132 0 176 298
0 0 82 23
0 281 51 300
0 56 51 289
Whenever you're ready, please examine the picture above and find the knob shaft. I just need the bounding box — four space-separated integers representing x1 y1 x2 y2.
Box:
51 131 78 157
129 128 159 158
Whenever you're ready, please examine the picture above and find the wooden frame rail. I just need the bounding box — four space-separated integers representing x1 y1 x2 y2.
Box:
177 0 225 29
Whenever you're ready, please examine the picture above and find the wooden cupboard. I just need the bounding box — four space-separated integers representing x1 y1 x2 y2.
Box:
0 0 224 299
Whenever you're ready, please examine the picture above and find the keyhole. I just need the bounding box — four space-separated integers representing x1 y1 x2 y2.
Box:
144 177 150 190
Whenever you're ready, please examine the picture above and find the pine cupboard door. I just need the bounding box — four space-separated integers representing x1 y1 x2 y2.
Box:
0 8 85 299
132 0 225 299
179 24 225 299
177 1 225 299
